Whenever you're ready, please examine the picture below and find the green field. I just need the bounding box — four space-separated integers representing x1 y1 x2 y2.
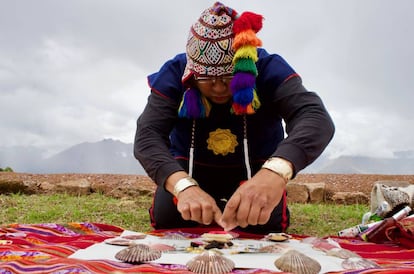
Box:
0 193 369 237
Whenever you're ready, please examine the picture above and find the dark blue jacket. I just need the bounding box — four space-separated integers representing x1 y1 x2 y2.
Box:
135 49 335 187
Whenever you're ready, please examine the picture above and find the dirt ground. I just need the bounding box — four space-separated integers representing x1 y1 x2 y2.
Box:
293 173 414 197
1 172 413 198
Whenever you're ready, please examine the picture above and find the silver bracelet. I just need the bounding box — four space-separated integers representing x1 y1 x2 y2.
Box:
173 177 199 197
262 157 293 182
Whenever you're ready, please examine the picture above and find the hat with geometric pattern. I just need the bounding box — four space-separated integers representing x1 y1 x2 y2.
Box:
181 2 238 83
179 2 263 119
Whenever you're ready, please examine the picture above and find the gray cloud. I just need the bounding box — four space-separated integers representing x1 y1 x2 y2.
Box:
1 0 413 158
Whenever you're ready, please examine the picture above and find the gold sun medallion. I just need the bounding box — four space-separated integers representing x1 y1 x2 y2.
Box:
207 128 238 156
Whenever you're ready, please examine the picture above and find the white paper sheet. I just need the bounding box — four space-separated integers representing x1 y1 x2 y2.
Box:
69 230 345 273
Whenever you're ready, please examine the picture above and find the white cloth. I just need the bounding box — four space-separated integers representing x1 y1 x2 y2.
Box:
70 230 346 273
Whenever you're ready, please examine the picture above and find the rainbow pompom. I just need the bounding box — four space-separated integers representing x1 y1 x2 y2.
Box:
231 12 263 115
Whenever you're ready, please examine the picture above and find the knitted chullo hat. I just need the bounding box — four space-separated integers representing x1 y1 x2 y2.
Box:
179 2 263 119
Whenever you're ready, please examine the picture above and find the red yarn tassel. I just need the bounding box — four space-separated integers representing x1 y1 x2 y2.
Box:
233 12 263 34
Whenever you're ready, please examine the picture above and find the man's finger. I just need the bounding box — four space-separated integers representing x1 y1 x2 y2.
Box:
221 192 241 231
213 208 224 228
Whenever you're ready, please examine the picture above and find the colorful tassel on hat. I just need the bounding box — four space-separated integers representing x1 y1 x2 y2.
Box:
231 12 263 115
178 88 211 119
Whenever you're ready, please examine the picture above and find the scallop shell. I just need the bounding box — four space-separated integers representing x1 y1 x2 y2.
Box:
186 250 235 274
121 233 147 240
201 232 235 243
161 232 188 240
104 238 133 246
149 243 176 252
115 244 161 263
265 233 291 242
274 249 321 274
326 247 361 259
300 236 318 244
341 257 380 270
258 243 289 253
311 238 339 252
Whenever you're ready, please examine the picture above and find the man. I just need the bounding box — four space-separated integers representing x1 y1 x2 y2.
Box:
134 2 334 234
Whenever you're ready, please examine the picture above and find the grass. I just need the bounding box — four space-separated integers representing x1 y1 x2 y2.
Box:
0 193 153 232
0 193 369 237
288 203 369 236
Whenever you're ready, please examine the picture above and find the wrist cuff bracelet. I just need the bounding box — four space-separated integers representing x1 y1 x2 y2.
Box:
262 157 293 182
173 177 199 197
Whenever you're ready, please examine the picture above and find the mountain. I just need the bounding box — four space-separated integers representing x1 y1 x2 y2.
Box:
1 140 413 175
0 146 46 172
0 139 146 175
42 139 146 175
303 155 414 175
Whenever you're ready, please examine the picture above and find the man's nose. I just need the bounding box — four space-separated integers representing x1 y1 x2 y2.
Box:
212 80 229 93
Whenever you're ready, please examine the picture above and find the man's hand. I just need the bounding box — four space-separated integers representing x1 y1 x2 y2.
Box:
220 168 286 231
165 171 223 226
176 186 223 226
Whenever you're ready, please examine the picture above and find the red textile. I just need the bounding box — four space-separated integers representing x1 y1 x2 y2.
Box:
0 223 413 274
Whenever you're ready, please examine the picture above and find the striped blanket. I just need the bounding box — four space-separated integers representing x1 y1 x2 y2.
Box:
0 223 413 273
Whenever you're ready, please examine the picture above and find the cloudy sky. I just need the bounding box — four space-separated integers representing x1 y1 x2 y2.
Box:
1 0 413 159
